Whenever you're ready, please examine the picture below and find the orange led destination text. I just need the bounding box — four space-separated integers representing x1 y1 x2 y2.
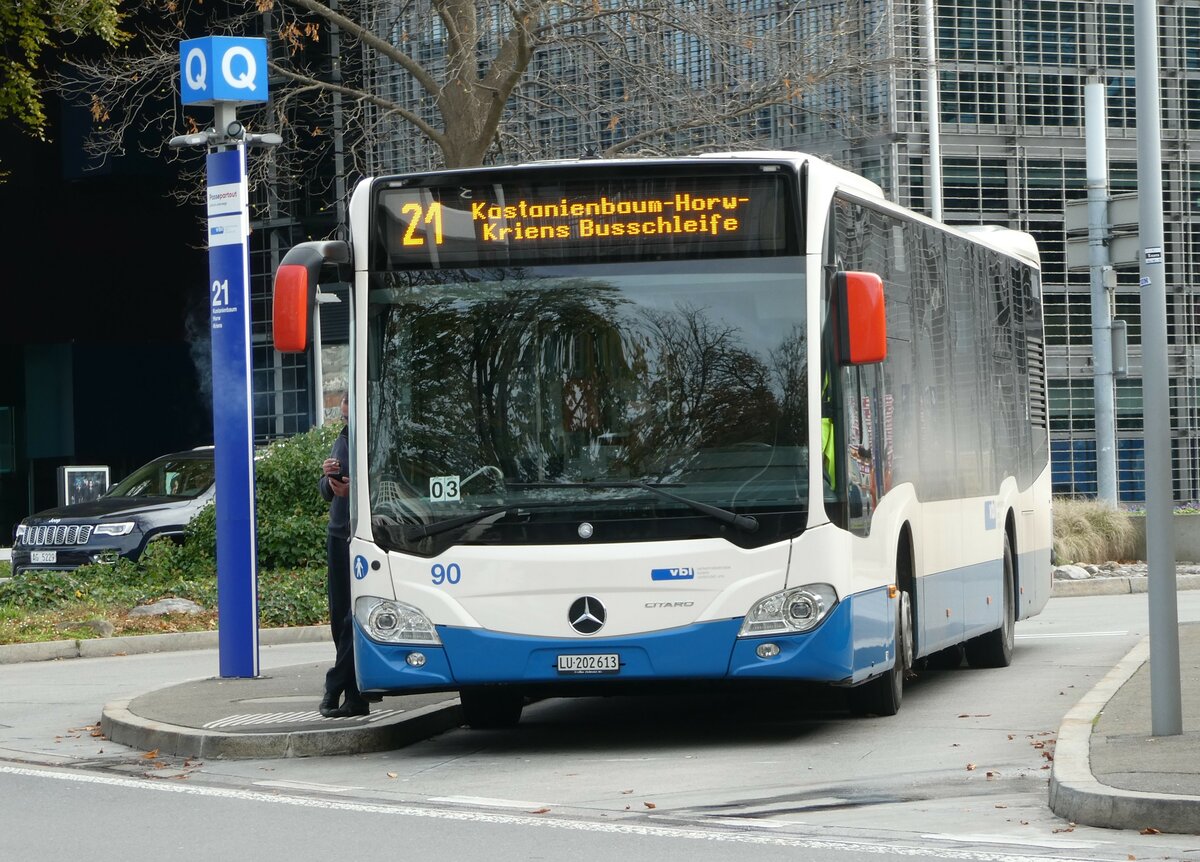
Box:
470 193 752 243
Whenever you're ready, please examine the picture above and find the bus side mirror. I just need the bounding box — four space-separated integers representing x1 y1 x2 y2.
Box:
834 271 887 365
272 240 350 353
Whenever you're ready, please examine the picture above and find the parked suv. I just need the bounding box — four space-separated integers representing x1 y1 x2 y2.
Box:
10 447 215 576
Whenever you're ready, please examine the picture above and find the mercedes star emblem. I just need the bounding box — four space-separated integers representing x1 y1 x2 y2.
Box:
568 596 607 635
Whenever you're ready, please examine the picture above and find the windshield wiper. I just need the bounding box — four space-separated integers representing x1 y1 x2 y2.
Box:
383 499 575 541
507 481 759 533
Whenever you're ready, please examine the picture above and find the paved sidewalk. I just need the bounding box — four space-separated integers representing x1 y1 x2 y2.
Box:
1050 621 1200 834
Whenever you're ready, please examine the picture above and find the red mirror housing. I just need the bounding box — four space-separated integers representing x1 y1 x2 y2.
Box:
835 271 887 365
271 240 350 353
272 264 312 353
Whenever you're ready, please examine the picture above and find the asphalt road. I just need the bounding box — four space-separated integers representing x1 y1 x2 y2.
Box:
2 593 1199 862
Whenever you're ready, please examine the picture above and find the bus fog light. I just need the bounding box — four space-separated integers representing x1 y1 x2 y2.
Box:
740 583 838 637
406 652 427 668
355 596 442 645
756 643 781 659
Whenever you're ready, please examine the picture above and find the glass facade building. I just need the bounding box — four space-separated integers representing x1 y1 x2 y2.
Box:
253 0 1200 504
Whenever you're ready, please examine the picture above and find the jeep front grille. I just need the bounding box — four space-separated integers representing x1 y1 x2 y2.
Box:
25 525 94 546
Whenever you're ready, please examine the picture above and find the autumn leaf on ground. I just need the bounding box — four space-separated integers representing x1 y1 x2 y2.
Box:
644 802 657 809
1139 827 1161 835
386 772 397 779
966 763 977 771
529 807 551 814
994 804 1007 809
142 749 159 759
620 790 633 794
986 771 997 779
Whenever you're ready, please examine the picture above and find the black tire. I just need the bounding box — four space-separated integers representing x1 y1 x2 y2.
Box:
460 688 525 729
965 534 1016 669
848 588 912 717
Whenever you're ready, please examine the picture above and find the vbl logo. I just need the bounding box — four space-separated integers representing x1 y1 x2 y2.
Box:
651 567 695 581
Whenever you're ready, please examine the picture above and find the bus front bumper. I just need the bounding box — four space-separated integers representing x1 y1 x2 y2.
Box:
354 586 894 694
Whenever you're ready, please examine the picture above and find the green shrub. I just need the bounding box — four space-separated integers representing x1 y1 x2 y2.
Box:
258 565 329 627
254 423 340 569
1053 497 1138 564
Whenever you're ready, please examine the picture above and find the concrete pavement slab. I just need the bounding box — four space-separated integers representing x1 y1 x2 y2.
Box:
1049 622 1200 833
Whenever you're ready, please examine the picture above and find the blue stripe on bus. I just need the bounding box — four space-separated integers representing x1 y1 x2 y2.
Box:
353 585 898 692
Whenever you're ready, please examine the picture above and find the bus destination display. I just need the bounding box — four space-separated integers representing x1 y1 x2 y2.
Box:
374 170 796 268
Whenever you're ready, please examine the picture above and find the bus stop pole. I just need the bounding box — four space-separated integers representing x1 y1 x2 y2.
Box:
1134 0 1182 737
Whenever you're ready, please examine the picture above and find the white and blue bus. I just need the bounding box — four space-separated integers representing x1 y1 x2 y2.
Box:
273 151 1052 728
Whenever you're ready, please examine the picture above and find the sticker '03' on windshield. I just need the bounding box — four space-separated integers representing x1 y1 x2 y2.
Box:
651 568 695 581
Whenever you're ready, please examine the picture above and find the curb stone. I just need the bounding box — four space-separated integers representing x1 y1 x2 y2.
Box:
1048 637 1199 833
1050 572 1200 598
0 625 330 664
100 695 464 759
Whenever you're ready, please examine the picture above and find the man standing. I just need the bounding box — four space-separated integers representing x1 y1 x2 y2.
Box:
318 393 368 718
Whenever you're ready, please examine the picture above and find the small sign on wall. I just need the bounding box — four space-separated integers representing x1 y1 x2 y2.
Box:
57 466 110 507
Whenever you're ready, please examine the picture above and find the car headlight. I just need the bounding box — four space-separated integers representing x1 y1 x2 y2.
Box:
14 524 26 544
354 596 441 645
739 583 838 637
93 522 136 537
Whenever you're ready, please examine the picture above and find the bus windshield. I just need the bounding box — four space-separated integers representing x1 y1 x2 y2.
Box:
367 259 807 552
364 164 807 553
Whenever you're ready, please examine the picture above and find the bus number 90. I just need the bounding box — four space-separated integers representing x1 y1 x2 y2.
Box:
431 563 462 585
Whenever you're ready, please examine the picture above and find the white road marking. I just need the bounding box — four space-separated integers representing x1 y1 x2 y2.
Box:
920 834 1099 851
255 779 361 793
0 765 1110 862
430 795 555 809
202 709 403 728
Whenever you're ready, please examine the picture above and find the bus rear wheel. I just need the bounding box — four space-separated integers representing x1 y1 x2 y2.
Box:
460 688 525 729
848 588 912 717
965 535 1015 669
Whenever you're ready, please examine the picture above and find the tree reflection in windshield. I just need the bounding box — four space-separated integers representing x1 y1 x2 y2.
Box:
366 260 807 542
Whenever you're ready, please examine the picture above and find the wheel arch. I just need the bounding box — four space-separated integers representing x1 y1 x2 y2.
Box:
895 522 917 655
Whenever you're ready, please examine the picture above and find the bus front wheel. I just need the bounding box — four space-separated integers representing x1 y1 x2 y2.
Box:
460 688 525 729
848 588 912 718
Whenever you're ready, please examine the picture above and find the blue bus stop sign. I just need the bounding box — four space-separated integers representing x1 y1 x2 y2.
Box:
179 34 270 678
180 37 268 106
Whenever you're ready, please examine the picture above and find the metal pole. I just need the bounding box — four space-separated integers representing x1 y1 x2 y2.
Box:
1134 0 1182 736
312 298 325 427
923 0 943 221
1085 80 1118 507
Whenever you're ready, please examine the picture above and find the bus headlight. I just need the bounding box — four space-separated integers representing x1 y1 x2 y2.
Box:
354 596 442 645
739 583 838 637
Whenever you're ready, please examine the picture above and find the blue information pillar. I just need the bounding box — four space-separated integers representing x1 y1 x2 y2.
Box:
207 146 259 678
180 35 269 678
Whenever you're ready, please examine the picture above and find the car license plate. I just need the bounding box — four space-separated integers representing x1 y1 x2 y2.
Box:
557 653 620 674
30 550 57 564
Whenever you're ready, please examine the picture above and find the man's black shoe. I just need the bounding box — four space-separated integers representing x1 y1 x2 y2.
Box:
323 700 370 719
341 700 370 717
319 692 340 717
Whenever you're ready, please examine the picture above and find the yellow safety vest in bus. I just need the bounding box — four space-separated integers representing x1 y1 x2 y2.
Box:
821 371 835 491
